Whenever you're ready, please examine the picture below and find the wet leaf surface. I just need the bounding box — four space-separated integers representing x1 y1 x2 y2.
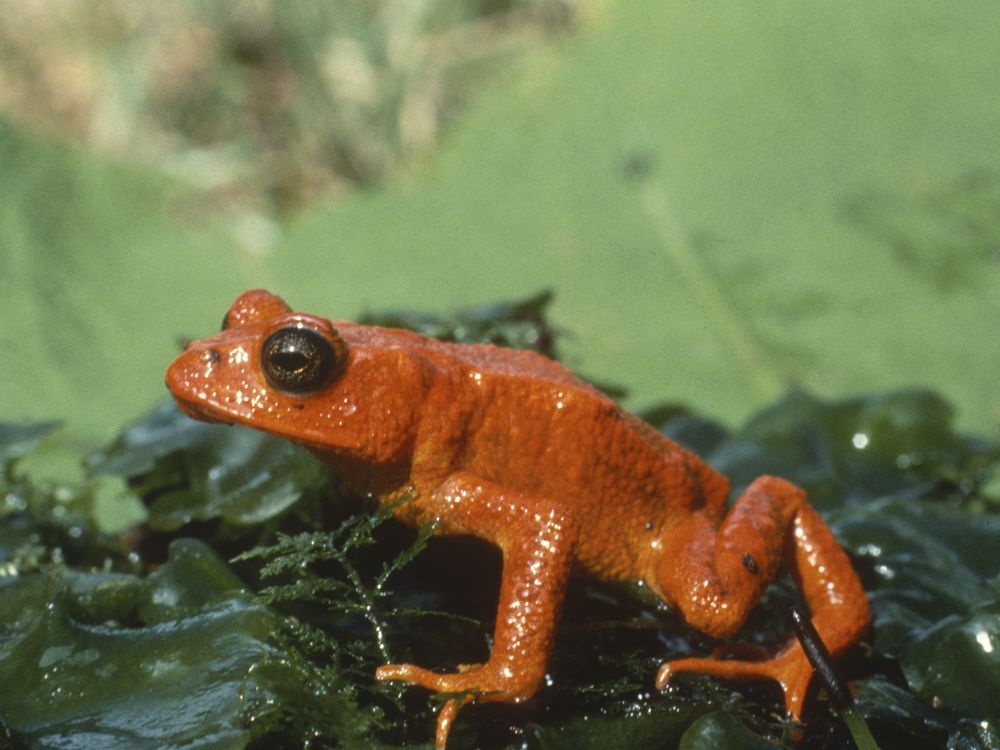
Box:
0 540 278 750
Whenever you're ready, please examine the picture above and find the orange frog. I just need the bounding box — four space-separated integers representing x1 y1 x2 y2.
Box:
166 290 870 748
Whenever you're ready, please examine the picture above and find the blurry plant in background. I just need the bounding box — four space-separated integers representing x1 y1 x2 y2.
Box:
843 170 1000 292
0 0 575 218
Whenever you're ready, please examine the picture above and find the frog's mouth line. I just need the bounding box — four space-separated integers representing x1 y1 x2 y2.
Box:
171 397 233 426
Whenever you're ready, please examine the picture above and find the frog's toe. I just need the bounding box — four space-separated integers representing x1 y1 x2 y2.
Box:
656 644 812 720
376 662 497 697
376 663 449 691
434 697 471 750
377 662 525 749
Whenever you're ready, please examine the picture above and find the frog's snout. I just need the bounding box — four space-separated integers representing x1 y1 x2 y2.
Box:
164 345 218 403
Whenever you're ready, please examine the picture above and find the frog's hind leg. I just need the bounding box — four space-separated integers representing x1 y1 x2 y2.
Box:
376 472 577 749
650 475 870 718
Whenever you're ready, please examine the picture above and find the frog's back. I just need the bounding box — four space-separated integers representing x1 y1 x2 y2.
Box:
337 321 588 391
398 329 729 513
337 322 731 560
426 331 588 389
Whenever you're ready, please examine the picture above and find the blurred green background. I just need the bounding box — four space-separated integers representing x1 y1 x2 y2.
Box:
3 0 999 447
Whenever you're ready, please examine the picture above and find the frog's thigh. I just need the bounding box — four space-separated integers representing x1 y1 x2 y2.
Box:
654 474 869 645
653 475 798 639
651 476 869 719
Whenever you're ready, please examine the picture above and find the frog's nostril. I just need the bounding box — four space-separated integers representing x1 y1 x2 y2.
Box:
201 349 222 364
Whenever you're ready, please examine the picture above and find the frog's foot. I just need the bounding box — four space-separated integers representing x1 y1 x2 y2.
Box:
377 662 537 749
655 642 812 720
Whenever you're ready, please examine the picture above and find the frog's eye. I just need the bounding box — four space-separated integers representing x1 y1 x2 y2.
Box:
261 325 344 394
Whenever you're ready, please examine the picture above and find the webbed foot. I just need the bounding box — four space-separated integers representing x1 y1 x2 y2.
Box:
377 661 536 749
656 642 813 719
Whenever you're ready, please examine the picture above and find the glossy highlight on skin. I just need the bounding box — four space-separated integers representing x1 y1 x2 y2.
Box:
165 289 871 749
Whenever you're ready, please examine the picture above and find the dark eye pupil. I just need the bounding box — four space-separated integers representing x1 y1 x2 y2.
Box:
261 326 339 394
272 351 310 372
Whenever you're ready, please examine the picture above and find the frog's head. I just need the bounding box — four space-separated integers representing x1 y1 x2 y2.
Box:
165 289 429 465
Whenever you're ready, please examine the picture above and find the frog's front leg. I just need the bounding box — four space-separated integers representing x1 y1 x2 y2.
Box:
376 472 577 749
650 475 870 718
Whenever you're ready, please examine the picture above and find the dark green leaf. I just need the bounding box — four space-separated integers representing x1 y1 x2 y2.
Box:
361 289 559 357
947 718 1000 750
834 497 1000 656
88 400 328 531
0 539 278 750
696 389 996 511
678 711 785 750
524 701 708 750
902 599 1000 718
